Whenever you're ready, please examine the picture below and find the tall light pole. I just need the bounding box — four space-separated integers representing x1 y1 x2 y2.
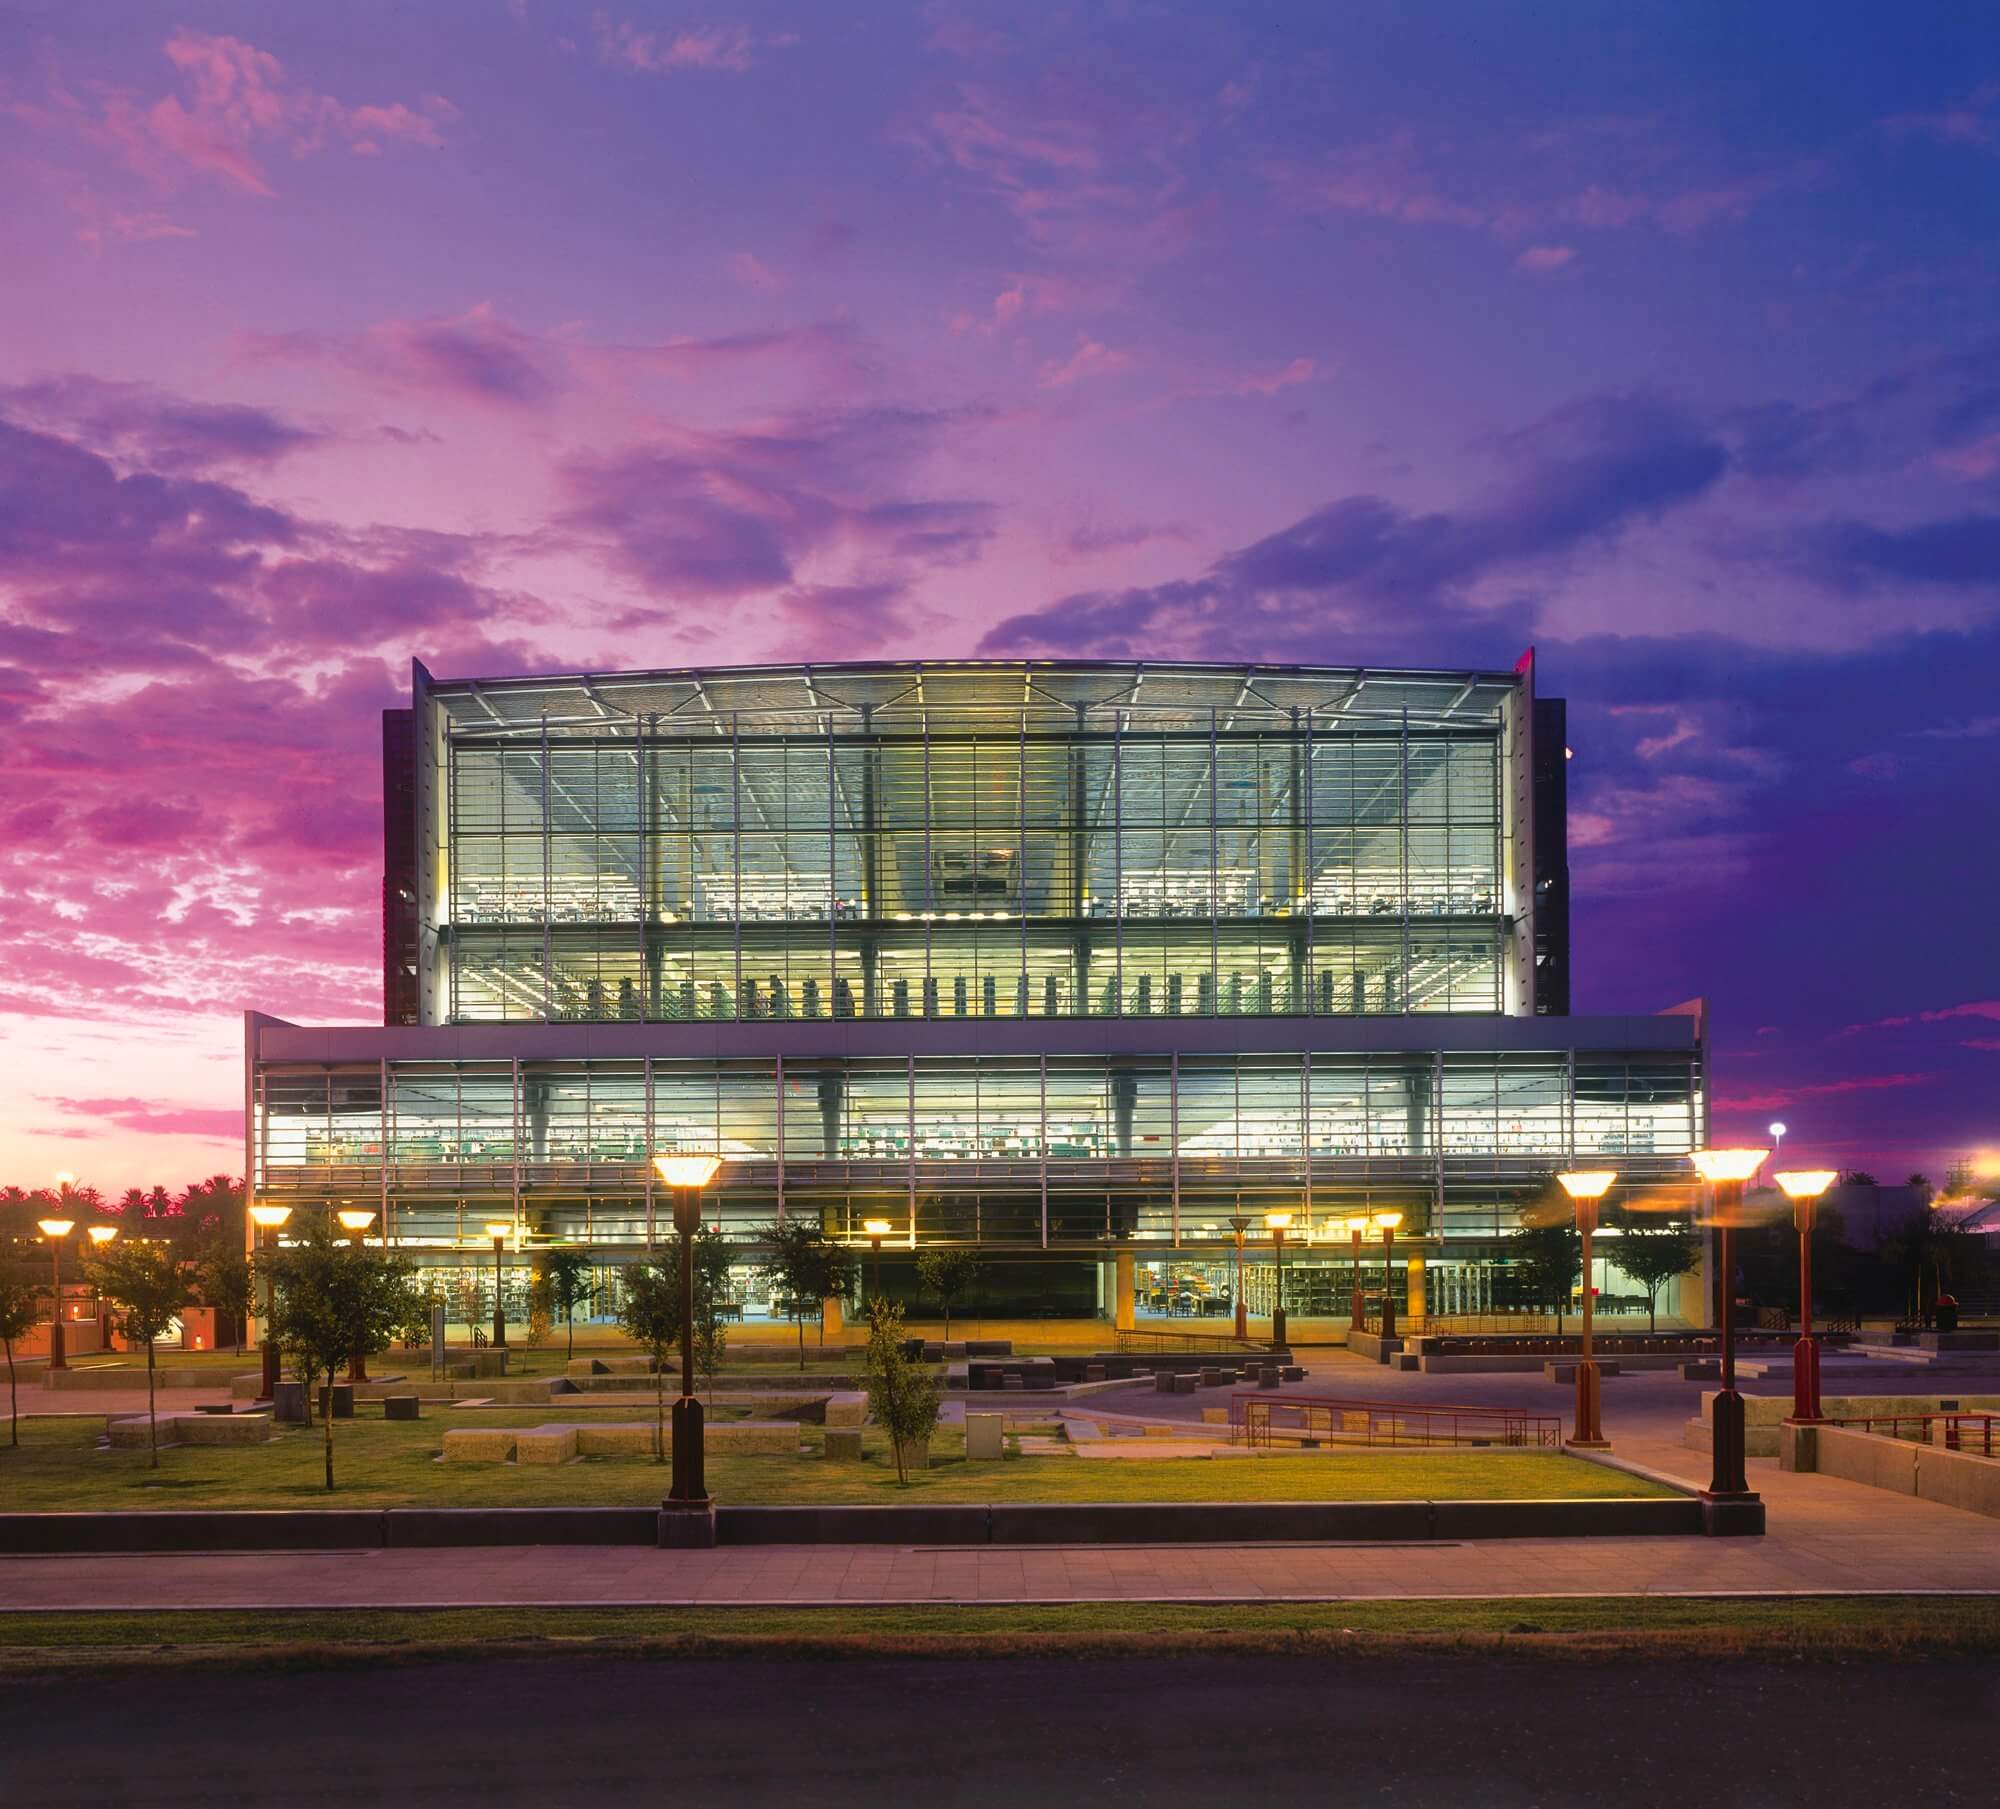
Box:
1227 1216 1252 1340
36 1218 75 1371
1372 1210 1404 1340
1767 1122 1787 1177
655 1153 722 1519
337 1209 378 1380
87 1226 118 1352
1775 1168 1836 1424
249 1203 292 1401
1556 1170 1617 1449
1345 1214 1370 1329
862 1218 892 1316
1263 1210 1293 1348
482 1222 513 1349
1689 1147 1769 1523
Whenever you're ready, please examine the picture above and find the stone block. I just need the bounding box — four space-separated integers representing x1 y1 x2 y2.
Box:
442 1429 517 1463
1281 1366 1305 1382
316 1384 354 1420
107 1416 164 1448
1200 1407 1228 1424
964 1412 1005 1460
272 1381 308 1424
1155 1369 1178 1393
709 1421 801 1454
823 1391 867 1428
384 1395 421 1422
576 1425 661 1458
1199 1368 1226 1387
515 1426 578 1465
1258 1366 1281 1388
178 1413 272 1445
1085 1363 1107 1382
1546 1360 1621 1383
1679 1360 1721 1381
1002 1374 1025 1391
1172 1373 1197 1394
823 1428 865 1462
892 1436 930 1473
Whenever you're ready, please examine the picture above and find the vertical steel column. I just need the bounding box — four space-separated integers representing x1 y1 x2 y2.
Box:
730 713 743 1018
922 709 933 1004
1039 1053 1049 1249
907 1055 918 1225
1300 1053 1313 1228
826 713 838 1014
1433 1048 1445 1236
1069 703 1087 1012
380 1056 392 1243
1399 706 1410 1009
1302 707 1315 1012
644 1058 656 1249
510 1056 522 1224
1208 708 1220 1011
1170 1051 1181 1247
1112 709 1123 1014
775 1053 786 1227
1018 709 1029 1012
540 716 553 1019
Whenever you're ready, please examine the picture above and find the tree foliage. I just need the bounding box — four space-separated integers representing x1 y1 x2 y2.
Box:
1605 1208 1701 1331
536 1248 595 1359
862 1301 940 1485
1512 1217 1581 1335
756 1220 857 1369
85 1239 197 1469
193 1236 254 1353
263 1217 414 1489
915 1248 979 1340
614 1259 680 1463
0 1272 40 1448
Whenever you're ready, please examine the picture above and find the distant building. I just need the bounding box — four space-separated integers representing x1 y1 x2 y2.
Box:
246 655 1708 1326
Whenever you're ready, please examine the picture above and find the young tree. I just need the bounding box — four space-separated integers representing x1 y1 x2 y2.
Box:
1605 1208 1700 1331
193 1236 254 1355
916 1248 979 1341
537 1248 595 1360
862 1301 940 1485
0 1273 41 1447
1512 1219 1582 1336
693 1229 735 1408
756 1220 858 1370
614 1260 680 1463
266 1217 414 1489
84 1240 197 1470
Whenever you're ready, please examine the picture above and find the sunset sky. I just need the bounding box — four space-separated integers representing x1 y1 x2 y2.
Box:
1 2 1995 1191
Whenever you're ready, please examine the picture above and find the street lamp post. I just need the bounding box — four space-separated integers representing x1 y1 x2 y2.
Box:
249 1204 292 1401
337 1209 378 1380
1227 1216 1252 1341
1345 1215 1370 1330
1556 1170 1618 1449
654 1153 723 1522
482 1222 513 1350
1372 1211 1405 1341
1689 1147 1769 1527
36 1219 75 1371
87 1226 118 1352
861 1218 892 1315
1776 1169 1837 1424
1263 1211 1293 1348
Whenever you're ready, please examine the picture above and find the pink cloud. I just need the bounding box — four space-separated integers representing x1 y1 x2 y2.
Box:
1515 244 1578 275
48 1098 242 1142
1717 1073 1933 1113
589 15 761 75
1842 1000 2000 1036
1038 336 1131 389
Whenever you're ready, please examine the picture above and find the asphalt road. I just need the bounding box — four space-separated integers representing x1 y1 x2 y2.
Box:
5 1652 1997 1808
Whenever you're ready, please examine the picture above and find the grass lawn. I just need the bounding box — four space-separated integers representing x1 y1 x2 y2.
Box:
1 1596 1995 1672
0 1413 1675 1510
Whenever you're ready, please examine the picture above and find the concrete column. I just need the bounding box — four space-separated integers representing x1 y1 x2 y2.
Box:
821 1295 843 1344
1678 1257 1708 1329
1114 1251 1135 1331
1406 1254 1426 1321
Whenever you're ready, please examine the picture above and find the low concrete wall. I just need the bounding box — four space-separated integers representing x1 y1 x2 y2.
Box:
1784 1422 2000 1519
1345 1330 1403 1364
107 1413 274 1448
46 1367 219 1392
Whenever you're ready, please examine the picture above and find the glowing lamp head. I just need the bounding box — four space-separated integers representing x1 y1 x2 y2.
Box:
336 1209 377 1233
862 1218 893 1238
483 1221 514 1241
1775 1169 1837 1203
249 1204 293 1230
1371 1209 1404 1233
37 1218 74 1240
1557 1169 1618 1203
87 1226 118 1246
653 1153 722 1189
1768 1121 1788 1140
1263 1210 1294 1231
1688 1148 1769 1185
1344 1215 1372 1235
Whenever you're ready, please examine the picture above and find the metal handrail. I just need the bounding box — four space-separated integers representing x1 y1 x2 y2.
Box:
1826 1413 1998 1458
1231 1392 1560 1450
1116 1328 1265 1355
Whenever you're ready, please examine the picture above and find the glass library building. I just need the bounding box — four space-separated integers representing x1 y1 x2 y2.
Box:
244 656 1709 1329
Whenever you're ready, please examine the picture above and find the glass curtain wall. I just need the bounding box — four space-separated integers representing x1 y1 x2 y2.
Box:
443 712 1505 1024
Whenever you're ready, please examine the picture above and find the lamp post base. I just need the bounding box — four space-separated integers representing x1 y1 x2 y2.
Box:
1567 1358 1607 1449
1698 1490 1766 1537
1270 1307 1287 1350
258 1342 281 1404
1708 1387 1752 1496
657 1498 718 1548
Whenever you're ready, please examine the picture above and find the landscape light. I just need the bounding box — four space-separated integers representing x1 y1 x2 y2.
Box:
1262 1210 1293 1230
862 1218 893 1237
1688 1148 1768 1185
87 1226 118 1246
249 1204 293 1229
653 1153 722 1190
483 1220 514 1240
336 1208 378 1233
1369 1209 1404 1232
1774 1170 1837 1202
37 1218 74 1239
1556 1170 1618 1202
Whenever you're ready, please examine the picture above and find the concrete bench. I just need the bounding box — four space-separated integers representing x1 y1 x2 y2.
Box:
384 1394 421 1421
823 1391 867 1428
1258 1365 1281 1388
443 1428 518 1462
1172 1373 1198 1394
823 1428 865 1462
1680 1360 1722 1381
108 1413 273 1448
1281 1366 1305 1382
515 1426 579 1465
1155 1369 1179 1393
1199 1368 1229 1387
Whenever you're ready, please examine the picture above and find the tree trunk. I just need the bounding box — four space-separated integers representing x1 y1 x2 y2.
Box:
323 1367 335 1490
654 1361 666 1463
796 1312 806 1371
566 1307 574 1361
6 1338 16 1447
1648 1286 1658 1334
146 1341 158 1469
